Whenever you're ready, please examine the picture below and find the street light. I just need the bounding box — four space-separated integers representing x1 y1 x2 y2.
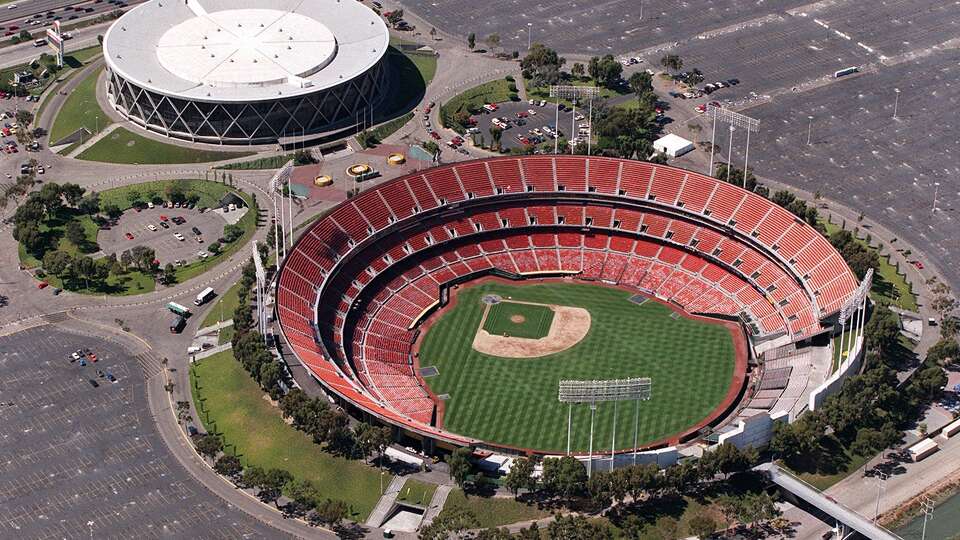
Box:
873 471 888 522
932 182 940 213
806 115 814 145
893 88 900 119
527 23 533 50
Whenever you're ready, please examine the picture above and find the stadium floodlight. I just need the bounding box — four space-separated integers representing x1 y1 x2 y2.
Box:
559 377 651 475
549 85 602 155
706 105 759 186
252 243 268 341
837 268 872 366
268 160 295 261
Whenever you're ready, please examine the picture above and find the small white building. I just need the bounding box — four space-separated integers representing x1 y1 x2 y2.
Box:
653 133 695 158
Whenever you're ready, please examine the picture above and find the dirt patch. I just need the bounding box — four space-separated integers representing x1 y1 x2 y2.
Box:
473 303 590 358
509 314 526 324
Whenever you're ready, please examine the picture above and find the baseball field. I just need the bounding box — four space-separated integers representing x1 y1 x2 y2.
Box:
416 280 741 453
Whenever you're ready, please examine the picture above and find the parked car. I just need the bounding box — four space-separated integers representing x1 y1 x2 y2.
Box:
125 232 134 240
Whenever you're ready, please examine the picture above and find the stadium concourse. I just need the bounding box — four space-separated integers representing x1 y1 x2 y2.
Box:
275 156 861 456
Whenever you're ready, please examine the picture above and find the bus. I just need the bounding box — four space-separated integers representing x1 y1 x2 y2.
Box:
166 302 191 317
169 315 186 334
834 66 858 78
194 287 215 306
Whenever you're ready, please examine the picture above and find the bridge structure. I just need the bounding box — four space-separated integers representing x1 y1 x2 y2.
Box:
755 463 903 540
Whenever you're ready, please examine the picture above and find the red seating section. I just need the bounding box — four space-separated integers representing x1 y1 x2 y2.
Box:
276 156 859 440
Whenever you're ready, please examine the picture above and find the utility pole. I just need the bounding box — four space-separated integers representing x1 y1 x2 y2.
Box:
873 471 888 522
920 495 934 540
893 88 900 119
932 182 940 213
527 23 532 50
806 115 814 145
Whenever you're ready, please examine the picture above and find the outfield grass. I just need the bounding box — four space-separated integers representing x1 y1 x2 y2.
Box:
443 489 549 528
483 301 554 339
190 351 387 520
77 127 255 164
396 478 437 507
50 66 112 144
419 282 736 453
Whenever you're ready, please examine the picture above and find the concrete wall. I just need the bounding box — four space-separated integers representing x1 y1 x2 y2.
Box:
561 446 679 472
716 410 790 449
809 335 864 412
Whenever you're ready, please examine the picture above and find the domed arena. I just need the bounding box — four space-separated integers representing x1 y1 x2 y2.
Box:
102 0 389 144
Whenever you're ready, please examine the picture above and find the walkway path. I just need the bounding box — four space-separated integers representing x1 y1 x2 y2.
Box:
420 484 452 528
365 476 407 527
65 123 121 158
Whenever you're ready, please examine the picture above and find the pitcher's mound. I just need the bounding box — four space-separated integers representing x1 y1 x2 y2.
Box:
473 304 591 358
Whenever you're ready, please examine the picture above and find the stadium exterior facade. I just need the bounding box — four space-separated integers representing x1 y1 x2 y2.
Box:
103 0 390 144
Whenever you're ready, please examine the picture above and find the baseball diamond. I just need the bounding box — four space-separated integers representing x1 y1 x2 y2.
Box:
415 280 742 453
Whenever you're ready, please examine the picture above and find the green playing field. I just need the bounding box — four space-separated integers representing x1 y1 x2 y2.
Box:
482 301 555 339
417 281 738 453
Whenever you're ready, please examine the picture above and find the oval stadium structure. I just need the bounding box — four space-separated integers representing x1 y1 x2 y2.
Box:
103 0 389 144
275 156 861 456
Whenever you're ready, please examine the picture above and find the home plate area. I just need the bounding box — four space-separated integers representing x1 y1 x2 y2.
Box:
472 299 591 358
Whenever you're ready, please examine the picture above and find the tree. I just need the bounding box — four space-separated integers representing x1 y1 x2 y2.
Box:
208 241 221 254
313 498 348 527
241 465 267 489
521 43 566 86
162 263 177 285
467 32 476 50
65 220 86 247
547 515 613 540
78 193 101 215
15 222 45 256
571 62 585 79
43 250 74 277
587 55 623 88
485 33 501 51
15 109 33 129
61 183 85 207
850 427 886 456
259 468 294 504
447 447 472 488
864 307 901 357
214 454 243 478
628 71 653 96
194 433 223 460
659 54 683 71
503 457 535 498
283 479 320 515
419 506 479 540
687 513 717 540
541 456 587 499
489 126 503 150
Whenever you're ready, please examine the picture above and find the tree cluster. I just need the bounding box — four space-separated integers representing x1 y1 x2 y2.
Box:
827 229 880 280
586 55 623 89
521 44 566 87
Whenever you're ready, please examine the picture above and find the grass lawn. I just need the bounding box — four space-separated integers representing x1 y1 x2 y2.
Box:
36 46 103 122
379 47 435 119
218 154 299 170
190 351 387 520
525 77 629 108
793 450 872 491
396 478 437 507
50 66 111 144
77 127 255 164
820 219 917 311
418 282 736 453
98 179 233 211
483 301 554 339
441 79 515 124
201 280 244 328
443 489 549 528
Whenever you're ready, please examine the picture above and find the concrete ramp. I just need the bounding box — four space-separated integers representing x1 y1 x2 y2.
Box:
365 475 405 527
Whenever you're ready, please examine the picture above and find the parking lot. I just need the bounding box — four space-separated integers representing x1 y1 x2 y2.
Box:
0 326 274 538
476 100 582 151
98 205 230 266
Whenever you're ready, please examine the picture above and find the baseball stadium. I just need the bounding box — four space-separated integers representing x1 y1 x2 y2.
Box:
102 0 389 144
275 156 861 458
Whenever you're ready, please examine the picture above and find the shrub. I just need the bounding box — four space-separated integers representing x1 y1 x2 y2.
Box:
508 83 518 92
505 75 515 82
